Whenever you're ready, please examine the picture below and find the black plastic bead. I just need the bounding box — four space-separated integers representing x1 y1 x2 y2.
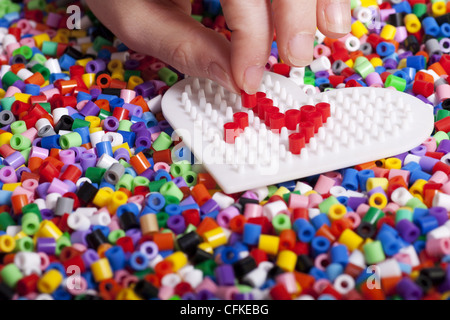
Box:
387 13 405 27
76 181 98 204
296 254 314 273
134 279 159 299
436 13 450 26
64 46 84 60
267 265 285 279
0 283 14 300
85 228 108 250
191 248 214 264
238 197 259 209
415 274 433 293
11 54 26 65
54 115 74 133
319 83 333 92
356 221 377 239
442 99 450 111
102 88 122 97
177 231 202 256
405 35 420 54
233 256 257 278
119 211 140 231
420 267 446 285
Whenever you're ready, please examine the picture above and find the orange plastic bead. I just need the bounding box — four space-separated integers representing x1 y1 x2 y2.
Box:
11 194 29 215
11 64 25 74
95 99 110 112
415 71 435 83
153 233 174 251
315 224 337 243
97 73 111 88
99 279 122 300
197 173 217 189
109 79 127 89
355 161 377 171
429 62 447 76
229 215 246 234
154 260 173 278
130 96 149 113
129 152 151 175
196 217 219 237
24 72 45 86
279 229 296 251
416 51 429 63
294 272 315 291
191 184 211 206
28 157 44 173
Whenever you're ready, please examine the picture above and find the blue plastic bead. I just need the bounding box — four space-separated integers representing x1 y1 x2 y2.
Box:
83 271 96 289
243 223 262 246
92 225 110 237
95 141 113 158
104 246 127 271
154 169 172 181
402 67 416 83
0 190 12 205
310 213 331 229
337 196 348 206
73 126 90 145
342 168 359 191
326 263 344 282
24 84 40 96
45 262 66 277
318 294 336 300
116 203 140 218
110 98 125 109
330 244 349 266
393 1 411 13
441 23 450 37
52 287 72 300
203 210 219 220
159 250 174 258
413 239 426 254
129 252 149 271
117 130 136 146
375 66 386 74
293 218 315 243
422 16 440 37
309 267 328 280
377 231 401 256
402 161 421 173
71 113 85 121
146 193 166 211
412 208 429 224
416 215 439 234
76 91 92 103
41 135 61 149
409 170 431 184
277 180 296 191
142 112 158 127
315 77 330 87
311 236 330 256
406 55 426 70
49 73 69 83
376 42 396 57
97 94 117 102
220 246 240 264
357 169 375 192
59 54 77 70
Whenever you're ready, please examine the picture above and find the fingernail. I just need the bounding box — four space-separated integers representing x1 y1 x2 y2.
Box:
325 1 351 34
288 33 314 67
243 65 264 94
209 62 234 91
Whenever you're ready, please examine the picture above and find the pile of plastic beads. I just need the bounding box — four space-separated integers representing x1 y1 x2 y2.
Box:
1 0 450 301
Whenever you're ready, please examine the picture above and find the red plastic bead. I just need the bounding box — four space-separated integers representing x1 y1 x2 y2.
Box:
241 91 257 109
285 109 301 130
289 132 306 155
224 122 240 144
233 112 249 129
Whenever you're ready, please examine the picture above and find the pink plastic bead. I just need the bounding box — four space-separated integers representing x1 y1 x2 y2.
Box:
383 202 400 215
128 195 145 206
266 55 278 71
394 26 408 43
324 171 342 185
313 279 331 295
29 146 49 159
288 193 309 209
6 42 20 58
158 286 174 300
195 277 218 294
151 132 160 142
430 170 448 184
244 203 263 219
308 193 323 208
276 273 298 294
373 167 389 178
356 203 371 217
120 89 136 103
12 186 34 202
0 166 17 183
16 19 32 33
422 137 437 152
71 243 86 252
66 277 88 296
47 178 70 195
425 238 450 257
22 179 39 193
436 84 450 102
314 253 330 271
59 150 76 165
153 162 170 172
388 169 410 184
440 181 450 194
216 206 240 228
5 85 21 98
314 44 331 58
41 88 60 99
39 252 50 271
345 211 361 229
215 286 239 300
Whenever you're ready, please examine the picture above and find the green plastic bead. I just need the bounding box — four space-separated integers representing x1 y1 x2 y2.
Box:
0 212 14 231
363 240 386 265
20 147 31 163
236 284 253 293
195 259 216 277
158 67 178 86
124 70 141 82
108 230 126 244
304 68 314 78
434 131 449 145
6 2 20 13
30 53 47 65
31 64 50 81
0 263 23 288
10 134 31 151
184 224 196 235
395 209 413 224
15 237 33 252
41 41 58 57
164 194 180 205
85 167 106 184
318 196 339 214
413 3 428 18
59 132 82 149
406 197 427 209
38 102 51 114
354 58 375 79
182 171 197 187
10 121 27 134
282 193 290 204
168 295 181 300
362 207 385 225
12 46 32 60
93 36 113 52
134 268 153 279
160 181 184 202
152 132 172 151
116 173 133 191
98 109 112 120
119 159 132 168
72 118 91 129
56 236 71 256
21 213 40 236
149 179 167 192
191 14 203 22
2 71 20 88
118 120 132 131
267 185 278 198
1 96 15 111
272 213 291 234
156 212 169 229
385 75 406 92
27 0 46 10
303 77 315 85
436 109 450 121
132 176 150 191
350 0 358 9
23 200 42 218
170 160 192 177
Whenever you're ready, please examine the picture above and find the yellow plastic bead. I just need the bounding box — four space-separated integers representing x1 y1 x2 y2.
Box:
2 183 21 191
89 126 103 134
328 204 347 222
384 157 402 170
91 258 113 282
116 288 143 300
410 270 420 281
33 33 51 49
107 190 128 214
38 269 63 294
338 229 364 251
258 234 280 256
202 227 227 248
41 80 49 88
13 231 27 241
276 250 297 272
351 20 369 38
70 30 87 38
397 58 407 69
36 220 63 240
345 59 354 68
82 73 96 88
127 76 144 90
370 57 383 68
13 93 31 103
409 179 427 198
111 70 125 81
404 14 421 33
92 188 114 208
75 58 93 67
361 238 373 250
380 24 397 40
273 186 290 198
368 192 388 209
0 88 5 99
366 177 389 192
360 0 377 6
80 43 93 54
107 59 123 72
51 33 69 44
432 1 446 17
0 132 13 146
198 242 214 254
260 200 268 206
85 116 101 128
165 251 188 271
112 143 132 157
0 235 15 253
304 190 318 196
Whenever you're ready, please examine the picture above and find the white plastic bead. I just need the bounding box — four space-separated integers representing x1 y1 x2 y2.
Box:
89 211 111 226
14 252 42 276
74 207 97 217
34 294 54 300
404 154 421 165
67 212 91 231
52 108 69 125
333 274 355 295
427 225 450 240
147 95 162 114
330 186 347 197
44 58 62 74
6 225 21 237
177 265 194 279
289 67 305 79
96 154 119 169
309 56 331 73
149 254 163 269
16 68 33 80
263 200 288 220
111 51 130 62
345 36 361 52
308 208 321 220
296 295 315 300
101 132 123 147
295 182 313 194
432 192 450 211
161 273 182 287
45 193 61 210
390 187 414 206
183 269 203 289
242 268 267 288
376 259 402 278
3 34 17 48
399 245 420 267
33 198 47 210
348 250 366 268
0 65 11 78
76 177 92 189
250 186 269 202
212 192 235 209
90 130 105 147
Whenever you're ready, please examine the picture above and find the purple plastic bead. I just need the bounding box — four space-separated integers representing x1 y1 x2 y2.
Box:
345 74 362 83
85 59 106 73
40 209 54 220
114 148 131 162
32 137 42 147
63 180 77 193
15 166 31 180
135 129 152 148
429 54 441 65
437 139 450 153
135 82 156 98
315 70 330 78
148 126 161 134
182 293 197 300
4 151 25 169
396 219 420 243
122 103 143 117
80 100 100 117
180 196 196 206
197 290 214 300
347 197 368 211
241 191 258 200
124 59 140 70
173 176 188 188
158 120 171 132
416 94 434 105
125 228 142 246
36 182 50 199
419 156 439 173
90 88 102 100
104 116 120 131
393 152 409 165
439 266 450 293
200 198 220 215
167 215 186 234
70 230 89 246
12 80 26 92
429 207 448 226
367 186 387 198
80 152 97 172
396 277 423 300
130 121 147 132
398 51 413 60
36 238 56 255
140 168 155 180
410 145 427 157
384 58 398 69
139 241 159 260
233 293 254 300
215 264 235 286
81 249 100 268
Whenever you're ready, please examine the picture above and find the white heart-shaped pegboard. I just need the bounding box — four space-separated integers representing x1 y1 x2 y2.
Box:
162 72 434 194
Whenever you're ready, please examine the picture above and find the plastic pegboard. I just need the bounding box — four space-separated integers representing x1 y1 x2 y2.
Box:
162 72 434 194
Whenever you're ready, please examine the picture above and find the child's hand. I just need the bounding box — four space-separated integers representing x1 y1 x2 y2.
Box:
86 0 351 94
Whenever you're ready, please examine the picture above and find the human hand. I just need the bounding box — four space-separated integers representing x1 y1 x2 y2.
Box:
86 0 351 94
